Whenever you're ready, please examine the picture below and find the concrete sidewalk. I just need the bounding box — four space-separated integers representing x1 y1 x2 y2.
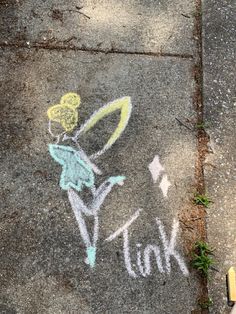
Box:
0 0 234 313
203 1 236 313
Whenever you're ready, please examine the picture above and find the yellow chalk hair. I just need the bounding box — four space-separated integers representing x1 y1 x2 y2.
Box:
60 92 80 108
47 92 80 132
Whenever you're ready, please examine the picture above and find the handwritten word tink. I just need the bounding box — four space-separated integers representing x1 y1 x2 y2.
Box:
106 209 189 278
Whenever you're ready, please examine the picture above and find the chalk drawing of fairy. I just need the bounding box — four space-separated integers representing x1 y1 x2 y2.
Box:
47 93 132 268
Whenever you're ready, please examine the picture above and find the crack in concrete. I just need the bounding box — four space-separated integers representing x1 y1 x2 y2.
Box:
192 0 210 311
0 41 194 59
178 0 210 313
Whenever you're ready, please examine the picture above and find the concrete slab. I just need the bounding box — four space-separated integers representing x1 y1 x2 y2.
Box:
202 0 236 313
0 48 198 312
0 0 196 55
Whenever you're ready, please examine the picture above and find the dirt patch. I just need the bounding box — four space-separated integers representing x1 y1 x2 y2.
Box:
179 0 210 313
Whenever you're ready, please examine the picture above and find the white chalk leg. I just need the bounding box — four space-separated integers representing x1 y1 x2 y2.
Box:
68 189 92 248
68 188 93 216
68 177 123 217
68 178 124 266
90 179 115 213
93 214 99 247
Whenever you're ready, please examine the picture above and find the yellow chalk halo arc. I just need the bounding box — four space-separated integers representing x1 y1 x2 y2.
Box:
73 96 132 158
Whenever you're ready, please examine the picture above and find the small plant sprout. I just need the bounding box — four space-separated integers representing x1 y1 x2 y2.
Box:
191 241 215 277
198 297 213 309
194 194 212 207
196 121 209 129
196 122 205 129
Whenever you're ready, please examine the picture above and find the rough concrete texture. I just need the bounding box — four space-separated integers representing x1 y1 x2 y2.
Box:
0 47 199 313
0 0 195 55
202 0 236 313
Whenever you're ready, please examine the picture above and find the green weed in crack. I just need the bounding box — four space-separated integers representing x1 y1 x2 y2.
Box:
191 241 215 277
194 194 212 207
198 297 213 309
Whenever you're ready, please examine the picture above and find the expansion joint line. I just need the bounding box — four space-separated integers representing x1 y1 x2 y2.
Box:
193 0 210 311
0 41 193 59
